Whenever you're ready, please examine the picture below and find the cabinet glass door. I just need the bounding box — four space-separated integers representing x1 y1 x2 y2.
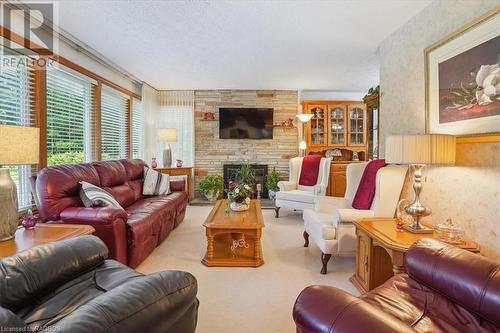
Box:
348 105 365 146
328 105 345 146
308 105 326 145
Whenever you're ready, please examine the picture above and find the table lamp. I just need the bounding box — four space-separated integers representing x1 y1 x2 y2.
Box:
0 124 40 241
157 128 177 167
296 114 314 151
385 134 455 233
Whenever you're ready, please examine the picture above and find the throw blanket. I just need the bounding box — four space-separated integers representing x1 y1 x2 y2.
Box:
352 159 387 209
298 155 322 186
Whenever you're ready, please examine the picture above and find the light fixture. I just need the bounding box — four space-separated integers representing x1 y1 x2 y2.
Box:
296 114 314 123
0 124 40 241
296 113 313 153
157 128 178 167
299 140 307 150
385 134 456 233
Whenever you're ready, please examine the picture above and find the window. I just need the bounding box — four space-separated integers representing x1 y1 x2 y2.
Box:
131 98 143 159
46 65 96 166
158 91 194 166
0 45 36 211
101 86 130 160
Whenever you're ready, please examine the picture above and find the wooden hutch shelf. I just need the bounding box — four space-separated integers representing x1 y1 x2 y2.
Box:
302 100 369 197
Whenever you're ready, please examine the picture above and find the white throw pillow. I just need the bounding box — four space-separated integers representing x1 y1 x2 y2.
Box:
79 181 123 209
143 167 170 195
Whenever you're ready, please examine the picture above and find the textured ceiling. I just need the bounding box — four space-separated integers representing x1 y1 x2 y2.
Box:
56 0 431 91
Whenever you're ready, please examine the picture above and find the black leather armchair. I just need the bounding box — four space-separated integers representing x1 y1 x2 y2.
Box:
0 235 199 333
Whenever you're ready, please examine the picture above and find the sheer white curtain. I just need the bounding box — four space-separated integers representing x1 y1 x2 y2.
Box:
157 91 195 167
142 83 160 165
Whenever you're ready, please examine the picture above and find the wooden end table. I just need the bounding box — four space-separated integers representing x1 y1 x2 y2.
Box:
0 223 95 259
350 218 479 294
155 167 193 202
202 199 265 267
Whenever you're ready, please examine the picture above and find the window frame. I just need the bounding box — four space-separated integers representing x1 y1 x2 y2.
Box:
0 26 142 213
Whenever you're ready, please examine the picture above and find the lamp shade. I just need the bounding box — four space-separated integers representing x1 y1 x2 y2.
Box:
385 134 455 165
157 128 178 142
0 124 40 165
298 140 307 150
296 114 314 123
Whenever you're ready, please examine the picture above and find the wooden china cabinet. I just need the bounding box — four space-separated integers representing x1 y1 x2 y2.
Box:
302 100 368 197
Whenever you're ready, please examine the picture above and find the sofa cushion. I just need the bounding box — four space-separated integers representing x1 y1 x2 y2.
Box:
18 260 142 330
79 181 123 209
36 163 100 221
143 167 170 195
361 274 498 333
121 159 146 181
275 190 315 204
303 209 336 240
92 160 127 187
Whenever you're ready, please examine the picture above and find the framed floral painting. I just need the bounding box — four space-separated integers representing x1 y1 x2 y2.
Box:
425 8 500 138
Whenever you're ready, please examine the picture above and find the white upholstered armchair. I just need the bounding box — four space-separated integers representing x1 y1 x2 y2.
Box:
302 162 407 274
274 156 331 217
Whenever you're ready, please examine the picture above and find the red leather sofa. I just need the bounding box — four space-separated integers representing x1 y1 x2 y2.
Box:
293 238 500 333
35 159 188 268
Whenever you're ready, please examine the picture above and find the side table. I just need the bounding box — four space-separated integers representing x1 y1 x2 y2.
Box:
350 218 479 294
0 223 95 259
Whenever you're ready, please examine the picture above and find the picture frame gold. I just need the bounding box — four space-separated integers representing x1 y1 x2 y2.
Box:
424 6 500 143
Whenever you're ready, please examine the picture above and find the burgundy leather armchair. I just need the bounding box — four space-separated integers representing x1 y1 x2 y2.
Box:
293 238 500 333
35 159 188 268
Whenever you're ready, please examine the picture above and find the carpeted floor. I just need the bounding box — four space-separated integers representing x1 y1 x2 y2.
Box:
137 206 359 333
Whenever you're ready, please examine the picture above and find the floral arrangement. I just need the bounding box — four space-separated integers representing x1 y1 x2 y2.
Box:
227 180 251 210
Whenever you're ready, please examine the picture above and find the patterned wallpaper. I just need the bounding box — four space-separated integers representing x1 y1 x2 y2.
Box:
379 0 500 261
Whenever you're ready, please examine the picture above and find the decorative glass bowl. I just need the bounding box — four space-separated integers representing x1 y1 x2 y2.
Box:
435 219 465 244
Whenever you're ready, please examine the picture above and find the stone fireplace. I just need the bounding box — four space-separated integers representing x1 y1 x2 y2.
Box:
194 90 299 197
223 164 269 198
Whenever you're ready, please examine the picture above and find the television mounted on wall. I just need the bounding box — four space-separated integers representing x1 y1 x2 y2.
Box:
219 108 274 139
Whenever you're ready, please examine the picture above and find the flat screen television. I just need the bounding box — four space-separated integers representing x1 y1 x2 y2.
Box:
219 108 274 139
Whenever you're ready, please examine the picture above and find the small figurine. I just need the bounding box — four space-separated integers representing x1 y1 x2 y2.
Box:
151 157 158 168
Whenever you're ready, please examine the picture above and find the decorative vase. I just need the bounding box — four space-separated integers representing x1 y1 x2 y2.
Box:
0 168 18 241
176 159 183 167
151 157 158 168
230 202 250 212
204 191 219 202
268 190 276 200
22 209 37 230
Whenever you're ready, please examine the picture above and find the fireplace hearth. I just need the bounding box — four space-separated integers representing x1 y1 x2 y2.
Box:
223 164 269 198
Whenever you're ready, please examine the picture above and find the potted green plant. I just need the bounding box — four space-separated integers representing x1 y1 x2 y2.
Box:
198 175 224 202
235 162 256 188
265 168 281 200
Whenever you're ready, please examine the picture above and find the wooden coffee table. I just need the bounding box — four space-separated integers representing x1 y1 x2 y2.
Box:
0 223 95 259
202 199 265 267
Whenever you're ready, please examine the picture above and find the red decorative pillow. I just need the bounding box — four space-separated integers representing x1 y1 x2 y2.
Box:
298 155 322 186
352 159 387 209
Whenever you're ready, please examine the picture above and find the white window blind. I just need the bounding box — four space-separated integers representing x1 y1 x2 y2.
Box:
131 98 143 159
101 86 129 160
158 91 194 167
46 65 95 166
0 45 36 211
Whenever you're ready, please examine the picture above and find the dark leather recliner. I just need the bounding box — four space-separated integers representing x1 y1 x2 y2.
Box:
35 159 188 268
0 236 199 333
293 238 500 333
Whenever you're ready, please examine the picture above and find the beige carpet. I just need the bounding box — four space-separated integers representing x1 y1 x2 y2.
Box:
137 206 359 333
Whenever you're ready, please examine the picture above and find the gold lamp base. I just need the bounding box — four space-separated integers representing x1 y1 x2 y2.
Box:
404 164 434 234
403 223 433 234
